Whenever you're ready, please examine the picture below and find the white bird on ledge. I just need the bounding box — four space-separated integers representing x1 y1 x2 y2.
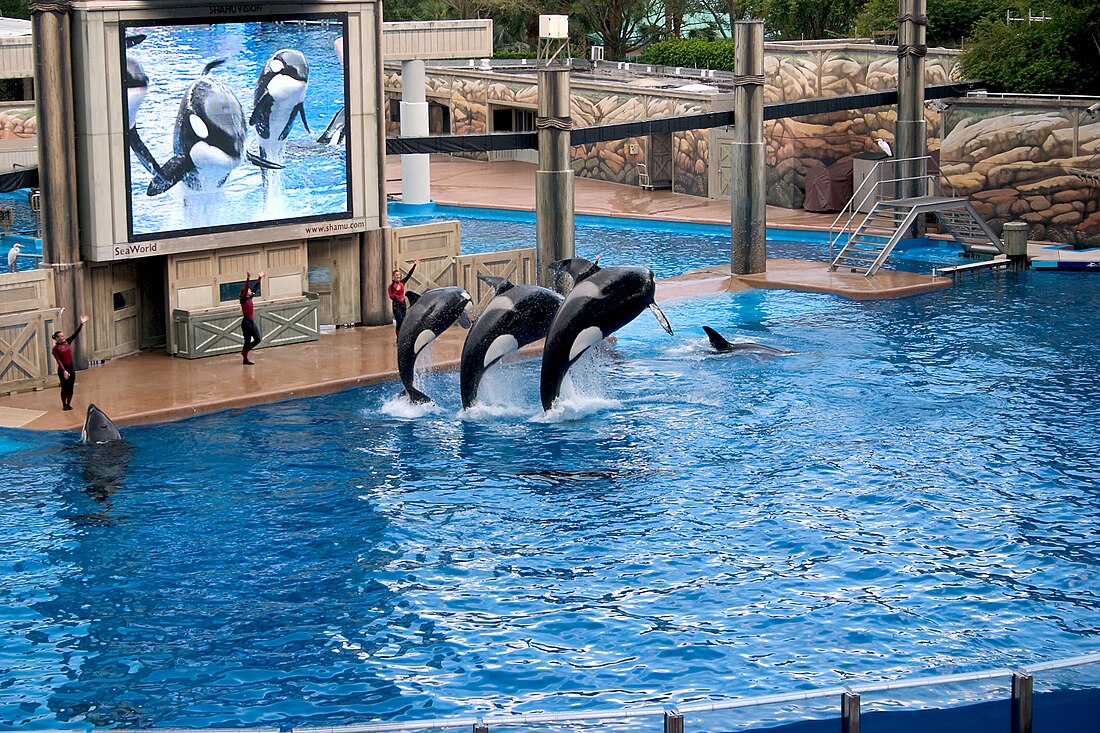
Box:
874 138 893 157
7 242 21 273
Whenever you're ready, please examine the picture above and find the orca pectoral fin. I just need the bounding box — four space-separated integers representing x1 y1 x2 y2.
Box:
297 103 312 135
650 303 673 335
250 93 273 136
128 128 163 177
457 311 473 329
246 150 285 170
405 291 421 307
146 155 193 196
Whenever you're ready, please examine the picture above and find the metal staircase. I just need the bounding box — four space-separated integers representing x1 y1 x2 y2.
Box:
828 157 1003 276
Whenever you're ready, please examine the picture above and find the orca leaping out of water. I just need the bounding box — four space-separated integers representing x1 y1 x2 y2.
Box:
459 274 564 409
702 326 789 356
147 59 282 198
397 287 474 404
539 257 673 411
250 49 311 165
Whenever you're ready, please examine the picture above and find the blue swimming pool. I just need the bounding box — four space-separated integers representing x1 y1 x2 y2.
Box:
2 256 1098 730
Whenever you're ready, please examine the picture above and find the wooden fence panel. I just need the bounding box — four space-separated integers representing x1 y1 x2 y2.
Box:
456 248 537 313
172 294 319 359
0 308 62 393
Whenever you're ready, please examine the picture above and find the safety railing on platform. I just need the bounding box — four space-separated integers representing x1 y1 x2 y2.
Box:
101 651 1100 733
827 154 957 262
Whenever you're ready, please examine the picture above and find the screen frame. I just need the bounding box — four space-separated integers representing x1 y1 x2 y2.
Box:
120 12 354 244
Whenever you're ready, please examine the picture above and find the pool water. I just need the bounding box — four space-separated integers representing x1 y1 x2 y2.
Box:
2 264 1098 730
388 206 967 280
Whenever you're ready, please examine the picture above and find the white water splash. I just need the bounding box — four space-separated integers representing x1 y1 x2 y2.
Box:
379 394 443 418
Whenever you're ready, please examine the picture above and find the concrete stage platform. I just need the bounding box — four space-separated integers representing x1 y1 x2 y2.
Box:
0 156 952 431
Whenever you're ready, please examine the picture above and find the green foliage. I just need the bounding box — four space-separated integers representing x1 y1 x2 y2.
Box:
758 0 864 40
960 2 1100 95
854 0 1017 47
0 0 29 19
638 37 736 70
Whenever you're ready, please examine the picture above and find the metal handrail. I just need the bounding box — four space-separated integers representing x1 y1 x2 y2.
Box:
101 651 1100 733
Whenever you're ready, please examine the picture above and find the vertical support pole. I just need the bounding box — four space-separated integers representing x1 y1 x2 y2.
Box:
730 19 766 276
473 723 488 733
663 710 684 733
535 64 575 292
400 59 431 205
841 692 861 733
896 0 928 203
32 0 87 366
1012 672 1033 733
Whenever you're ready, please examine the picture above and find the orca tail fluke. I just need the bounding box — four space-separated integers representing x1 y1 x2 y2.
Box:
702 326 732 352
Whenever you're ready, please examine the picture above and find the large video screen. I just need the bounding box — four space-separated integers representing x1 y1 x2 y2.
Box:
122 15 350 241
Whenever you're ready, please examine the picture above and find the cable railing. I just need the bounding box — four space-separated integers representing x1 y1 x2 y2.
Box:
100 651 1100 733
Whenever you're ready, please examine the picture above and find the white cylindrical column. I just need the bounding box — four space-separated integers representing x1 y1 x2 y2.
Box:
400 59 430 205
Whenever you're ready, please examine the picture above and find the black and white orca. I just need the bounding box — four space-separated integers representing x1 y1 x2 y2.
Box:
459 274 564 409
317 106 345 147
397 287 474 404
147 59 280 197
124 34 161 177
250 49 311 165
702 326 789 356
539 257 673 411
81 404 122 445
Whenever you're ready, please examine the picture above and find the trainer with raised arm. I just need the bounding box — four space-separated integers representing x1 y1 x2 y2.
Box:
388 259 419 340
240 270 265 365
52 315 89 411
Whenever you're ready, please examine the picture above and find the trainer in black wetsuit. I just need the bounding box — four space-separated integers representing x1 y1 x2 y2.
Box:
51 314 89 411
387 259 419 340
240 271 264 365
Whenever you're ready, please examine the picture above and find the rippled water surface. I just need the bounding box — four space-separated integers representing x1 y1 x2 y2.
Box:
2 262 1099 729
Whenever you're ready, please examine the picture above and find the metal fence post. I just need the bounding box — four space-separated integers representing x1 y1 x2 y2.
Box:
1012 673 1033 733
664 710 684 733
841 691 860 733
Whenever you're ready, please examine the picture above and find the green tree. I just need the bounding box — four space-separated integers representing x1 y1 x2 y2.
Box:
573 0 649 60
854 0 1016 47
960 1 1100 94
758 0 864 40
0 1 29 19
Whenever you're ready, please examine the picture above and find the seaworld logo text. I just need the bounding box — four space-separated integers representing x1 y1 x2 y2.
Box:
115 243 157 257
209 3 264 15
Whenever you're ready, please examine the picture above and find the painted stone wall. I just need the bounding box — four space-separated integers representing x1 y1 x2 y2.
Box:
0 107 36 139
939 105 1100 247
760 48 957 208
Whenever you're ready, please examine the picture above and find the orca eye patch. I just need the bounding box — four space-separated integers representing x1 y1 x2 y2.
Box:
189 113 209 139
270 58 285 73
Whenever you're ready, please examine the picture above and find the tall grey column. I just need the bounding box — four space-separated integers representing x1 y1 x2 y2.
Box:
730 20 766 275
32 0 86 366
896 0 927 201
400 59 430 205
535 65 575 292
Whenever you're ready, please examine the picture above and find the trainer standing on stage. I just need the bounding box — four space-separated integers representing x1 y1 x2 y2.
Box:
52 314 89 411
388 259 419 340
240 271 265 365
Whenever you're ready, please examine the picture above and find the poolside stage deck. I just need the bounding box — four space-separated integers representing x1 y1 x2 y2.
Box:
0 156 950 431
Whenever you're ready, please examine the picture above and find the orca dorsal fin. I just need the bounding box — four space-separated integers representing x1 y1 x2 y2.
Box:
702 326 732 352
202 59 227 75
405 290 421 307
550 257 600 285
478 273 514 294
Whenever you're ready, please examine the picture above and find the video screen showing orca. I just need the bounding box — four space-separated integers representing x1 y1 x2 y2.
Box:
122 16 350 241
